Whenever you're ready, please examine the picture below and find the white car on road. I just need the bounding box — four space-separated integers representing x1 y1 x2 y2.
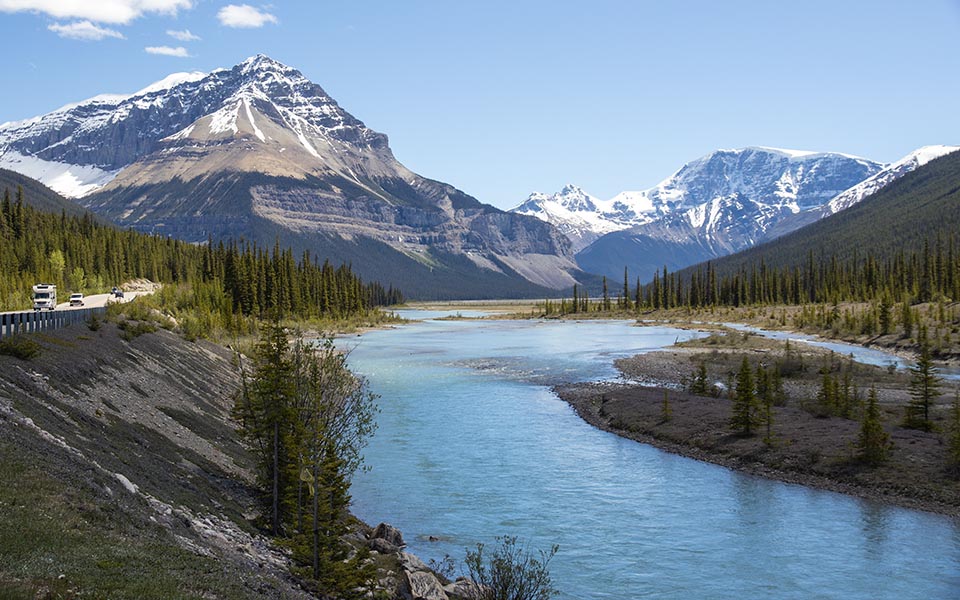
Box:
69 293 85 307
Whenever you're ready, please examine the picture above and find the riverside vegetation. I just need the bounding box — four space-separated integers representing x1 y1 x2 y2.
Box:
554 328 960 516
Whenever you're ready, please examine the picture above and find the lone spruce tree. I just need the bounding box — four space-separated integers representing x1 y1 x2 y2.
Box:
756 365 775 445
947 388 960 478
235 316 296 535
904 326 940 431
690 362 709 395
857 388 891 466
731 357 757 435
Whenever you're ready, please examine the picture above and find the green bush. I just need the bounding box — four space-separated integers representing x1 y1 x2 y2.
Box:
0 336 42 360
117 320 157 341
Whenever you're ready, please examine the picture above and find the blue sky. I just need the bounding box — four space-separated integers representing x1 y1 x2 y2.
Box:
1 1 959 209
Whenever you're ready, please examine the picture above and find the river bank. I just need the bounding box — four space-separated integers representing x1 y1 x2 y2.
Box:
553 330 960 518
0 316 452 599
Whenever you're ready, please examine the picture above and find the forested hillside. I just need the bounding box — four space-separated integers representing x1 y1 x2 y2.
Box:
0 185 402 318
0 169 91 218
681 150 960 278
642 150 960 309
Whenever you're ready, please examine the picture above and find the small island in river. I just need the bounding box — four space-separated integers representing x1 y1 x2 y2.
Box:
554 327 960 517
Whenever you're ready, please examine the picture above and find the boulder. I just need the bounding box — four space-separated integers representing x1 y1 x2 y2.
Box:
444 577 481 598
368 537 399 555
399 551 430 573
371 522 405 547
406 571 448 600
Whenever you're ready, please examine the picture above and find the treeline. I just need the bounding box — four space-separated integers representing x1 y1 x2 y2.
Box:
644 234 959 309
543 233 959 317
0 186 402 318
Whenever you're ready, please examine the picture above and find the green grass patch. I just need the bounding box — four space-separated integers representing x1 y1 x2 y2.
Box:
0 445 270 599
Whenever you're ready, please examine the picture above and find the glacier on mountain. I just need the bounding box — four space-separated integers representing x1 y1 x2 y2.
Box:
512 147 883 254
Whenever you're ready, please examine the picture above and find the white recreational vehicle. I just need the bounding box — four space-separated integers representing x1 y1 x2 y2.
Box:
32 283 57 310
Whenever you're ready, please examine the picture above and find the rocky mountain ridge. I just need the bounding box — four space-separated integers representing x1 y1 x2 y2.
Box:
0 55 580 298
515 146 960 280
514 147 884 255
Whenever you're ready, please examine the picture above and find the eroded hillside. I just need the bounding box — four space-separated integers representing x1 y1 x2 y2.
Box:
0 323 313 598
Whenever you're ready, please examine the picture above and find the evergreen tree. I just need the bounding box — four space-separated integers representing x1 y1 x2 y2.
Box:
904 326 940 431
879 295 892 335
689 362 709 395
622 267 631 310
947 388 960 478
857 388 891 465
660 390 672 423
731 358 757 435
756 365 775 445
901 296 914 339
814 368 836 418
236 317 296 535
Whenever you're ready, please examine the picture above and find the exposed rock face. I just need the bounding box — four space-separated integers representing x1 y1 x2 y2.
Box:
399 551 430 573
371 522 406 548
444 578 482 598
407 571 449 600
0 55 581 297
369 537 401 555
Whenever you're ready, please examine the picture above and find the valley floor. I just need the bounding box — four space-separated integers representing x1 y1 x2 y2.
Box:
553 333 960 518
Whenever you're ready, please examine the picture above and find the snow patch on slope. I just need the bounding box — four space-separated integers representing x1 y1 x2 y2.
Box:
208 101 240 136
823 145 960 215
135 72 207 96
241 97 266 142
0 150 119 197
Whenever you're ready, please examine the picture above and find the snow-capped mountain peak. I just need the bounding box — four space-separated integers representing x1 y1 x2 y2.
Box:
511 146 884 254
511 184 658 252
0 55 387 197
821 145 960 215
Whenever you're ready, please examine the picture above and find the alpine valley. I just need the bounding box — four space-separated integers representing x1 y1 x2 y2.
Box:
513 145 959 281
0 55 581 299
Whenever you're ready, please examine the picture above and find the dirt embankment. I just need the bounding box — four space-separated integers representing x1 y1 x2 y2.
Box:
0 320 451 599
0 323 324 598
554 332 960 517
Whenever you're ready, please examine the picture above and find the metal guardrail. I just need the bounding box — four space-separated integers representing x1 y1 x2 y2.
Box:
0 307 107 340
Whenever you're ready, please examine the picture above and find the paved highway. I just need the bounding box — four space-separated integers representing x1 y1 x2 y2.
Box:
1 291 151 316
55 291 150 311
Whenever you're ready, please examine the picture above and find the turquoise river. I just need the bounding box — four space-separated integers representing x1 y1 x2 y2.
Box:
339 312 960 599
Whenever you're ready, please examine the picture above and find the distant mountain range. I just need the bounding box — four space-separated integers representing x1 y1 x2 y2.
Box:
679 148 960 282
2 54 955 297
513 145 958 281
0 55 583 299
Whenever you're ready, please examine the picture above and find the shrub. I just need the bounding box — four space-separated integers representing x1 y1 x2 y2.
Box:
465 536 559 600
117 320 157 341
0 336 42 360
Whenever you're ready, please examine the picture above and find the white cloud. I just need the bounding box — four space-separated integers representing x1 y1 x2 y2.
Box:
217 4 277 28
0 0 192 24
167 28 200 41
145 45 190 57
48 20 125 41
